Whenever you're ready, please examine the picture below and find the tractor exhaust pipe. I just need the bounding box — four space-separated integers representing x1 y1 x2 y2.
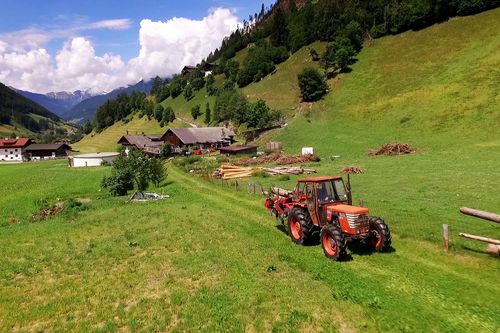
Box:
347 174 353 206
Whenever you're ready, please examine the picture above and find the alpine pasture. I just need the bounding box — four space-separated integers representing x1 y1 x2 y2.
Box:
1 7 499 333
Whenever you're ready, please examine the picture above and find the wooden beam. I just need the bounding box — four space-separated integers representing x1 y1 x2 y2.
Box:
443 224 449 251
459 233 500 246
460 207 500 224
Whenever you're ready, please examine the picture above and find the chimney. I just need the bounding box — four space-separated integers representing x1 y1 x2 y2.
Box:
126 130 129 135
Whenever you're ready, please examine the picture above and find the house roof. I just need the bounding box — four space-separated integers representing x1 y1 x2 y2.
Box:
118 135 163 147
164 127 235 145
0 138 33 149
73 152 120 159
25 143 73 151
117 135 163 155
298 176 343 183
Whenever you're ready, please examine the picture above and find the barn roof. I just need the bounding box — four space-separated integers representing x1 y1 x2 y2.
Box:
164 127 235 145
25 143 73 151
117 134 163 155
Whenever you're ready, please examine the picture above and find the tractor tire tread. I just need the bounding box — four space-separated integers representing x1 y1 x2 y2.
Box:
369 217 392 251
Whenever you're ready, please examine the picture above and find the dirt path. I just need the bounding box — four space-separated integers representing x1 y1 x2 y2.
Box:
176 117 197 128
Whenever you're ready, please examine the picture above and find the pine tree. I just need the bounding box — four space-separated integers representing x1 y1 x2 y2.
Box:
270 6 289 48
204 103 211 125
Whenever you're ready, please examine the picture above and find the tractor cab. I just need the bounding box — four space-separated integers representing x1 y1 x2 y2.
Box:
294 176 351 226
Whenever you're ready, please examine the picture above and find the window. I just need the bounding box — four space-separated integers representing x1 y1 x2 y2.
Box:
306 184 313 199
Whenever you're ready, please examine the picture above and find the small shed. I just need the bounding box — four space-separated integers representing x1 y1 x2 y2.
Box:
219 145 258 155
69 152 119 168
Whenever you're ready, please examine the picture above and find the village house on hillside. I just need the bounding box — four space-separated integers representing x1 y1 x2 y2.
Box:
117 134 164 156
181 63 218 77
161 127 235 152
0 138 34 162
117 127 235 155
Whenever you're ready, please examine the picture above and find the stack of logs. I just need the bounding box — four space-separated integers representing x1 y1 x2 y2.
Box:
263 166 316 176
456 207 500 257
213 165 254 180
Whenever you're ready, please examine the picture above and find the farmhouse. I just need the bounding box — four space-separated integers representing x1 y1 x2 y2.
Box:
181 63 218 77
0 138 34 162
161 127 235 152
117 134 163 156
25 143 74 160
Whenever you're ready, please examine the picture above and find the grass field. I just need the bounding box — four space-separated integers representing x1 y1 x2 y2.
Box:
0 161 498 332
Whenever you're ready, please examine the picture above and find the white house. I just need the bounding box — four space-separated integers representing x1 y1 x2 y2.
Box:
0 138 34 162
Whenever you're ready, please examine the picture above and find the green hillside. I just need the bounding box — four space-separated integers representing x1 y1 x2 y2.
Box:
0 83 72 138
274 8 500 153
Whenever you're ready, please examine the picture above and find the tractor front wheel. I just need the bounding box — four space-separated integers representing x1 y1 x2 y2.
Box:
368 217 392 252
287 207 314 245
320 224 347 261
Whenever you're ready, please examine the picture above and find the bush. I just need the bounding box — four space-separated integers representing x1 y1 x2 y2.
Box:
160 144 172 158
298 68 329 102
191 105 202 120
102 150 167 196
309 48 320 61
101 170 134 196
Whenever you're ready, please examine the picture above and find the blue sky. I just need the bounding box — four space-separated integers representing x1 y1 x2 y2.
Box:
0 0 274 60
0 0 275 92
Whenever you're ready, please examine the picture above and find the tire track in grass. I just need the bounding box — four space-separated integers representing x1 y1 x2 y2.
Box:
171 167 500 332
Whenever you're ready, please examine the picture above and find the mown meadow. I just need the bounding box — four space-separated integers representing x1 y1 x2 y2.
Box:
0 160 498 332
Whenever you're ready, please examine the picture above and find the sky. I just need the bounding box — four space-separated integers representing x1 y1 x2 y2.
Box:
0 0 275 94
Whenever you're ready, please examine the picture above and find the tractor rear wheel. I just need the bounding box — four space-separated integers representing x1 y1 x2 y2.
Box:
320 224 347 261
287 207 314 245
368 217 392 252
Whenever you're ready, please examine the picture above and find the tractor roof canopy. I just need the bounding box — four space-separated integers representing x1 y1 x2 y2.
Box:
298 176 343 183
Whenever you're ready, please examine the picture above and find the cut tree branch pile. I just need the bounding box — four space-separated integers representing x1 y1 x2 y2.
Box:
368 143 416 156
263 166 316 176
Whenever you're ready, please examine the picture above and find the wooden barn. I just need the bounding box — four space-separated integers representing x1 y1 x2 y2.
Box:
161 127 235 152
25 143 74 160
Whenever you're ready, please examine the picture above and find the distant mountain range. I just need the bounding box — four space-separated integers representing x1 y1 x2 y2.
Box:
16 89 96 120
15 79 154 124
65 80 154 124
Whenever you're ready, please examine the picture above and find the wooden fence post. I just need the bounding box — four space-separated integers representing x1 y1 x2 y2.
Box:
443 224 449 251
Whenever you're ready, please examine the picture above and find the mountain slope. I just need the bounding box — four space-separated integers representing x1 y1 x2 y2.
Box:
16 89 93 120
272 7 500 154
67 80 154 124
0 82 71 136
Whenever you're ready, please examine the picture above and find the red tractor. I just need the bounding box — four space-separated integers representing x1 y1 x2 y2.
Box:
264 176 391 260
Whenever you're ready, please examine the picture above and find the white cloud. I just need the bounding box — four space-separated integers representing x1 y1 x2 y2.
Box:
128 8 239 80
0 8 239 93
85 19 133 31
